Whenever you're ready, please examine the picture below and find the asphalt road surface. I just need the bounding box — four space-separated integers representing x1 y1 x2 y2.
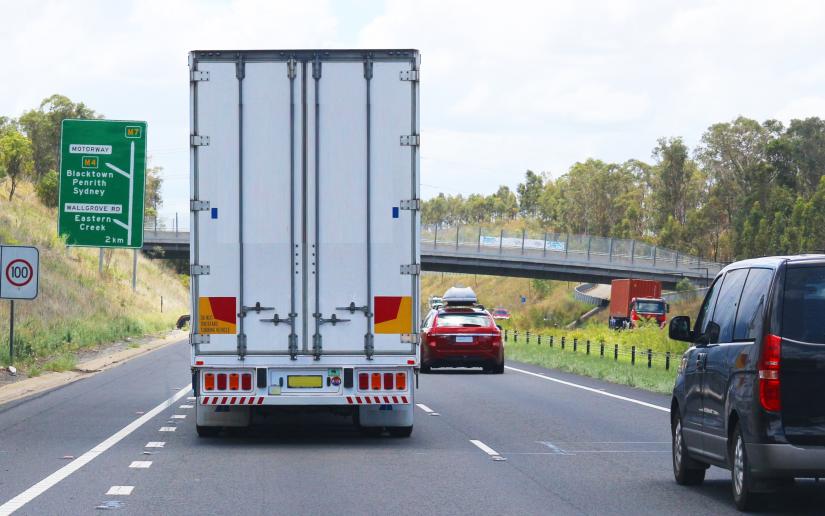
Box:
1 338 823 515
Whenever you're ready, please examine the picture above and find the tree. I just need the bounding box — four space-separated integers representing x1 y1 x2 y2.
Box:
18 94 98 180
35 170 59 207
651 137 702 228
0 130 34 201
144 164 164 219
516 170 544 217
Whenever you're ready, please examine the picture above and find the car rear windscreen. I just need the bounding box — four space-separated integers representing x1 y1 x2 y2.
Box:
635 300 664 313
782 266 825 344
436 313 492 328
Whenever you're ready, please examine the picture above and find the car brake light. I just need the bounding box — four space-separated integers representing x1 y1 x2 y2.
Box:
759 333 782 412
371 373 381 390
204 373 215 391
241 373 252 391
217 373 227 390
383 372 394 390
358 373 369 390
395 372 407 391
229 373 239 390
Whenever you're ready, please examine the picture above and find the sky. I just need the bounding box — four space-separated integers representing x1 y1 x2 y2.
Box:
2 0 825 227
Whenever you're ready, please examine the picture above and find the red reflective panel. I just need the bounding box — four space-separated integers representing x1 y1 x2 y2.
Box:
229 373 240 390
358 373 369 390
371 373 381 390
204 373 215 391
383 372 394 390
241 373 252 391
395 372 406 391
217 373 227 390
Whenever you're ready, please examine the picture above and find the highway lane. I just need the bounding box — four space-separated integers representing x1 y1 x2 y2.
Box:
2 341 824 515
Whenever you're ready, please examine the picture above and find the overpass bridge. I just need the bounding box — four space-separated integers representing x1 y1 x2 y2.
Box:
142 223 723 288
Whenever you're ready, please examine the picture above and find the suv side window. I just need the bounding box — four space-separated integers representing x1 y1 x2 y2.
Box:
733 268 773 341
695 277 723 336
712 268 749 343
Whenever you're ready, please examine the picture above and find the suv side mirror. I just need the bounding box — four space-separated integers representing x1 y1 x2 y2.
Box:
496 324 503 331
669 316 694 342
666 303 671 313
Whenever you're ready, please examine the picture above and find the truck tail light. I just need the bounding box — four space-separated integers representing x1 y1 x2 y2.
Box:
359 373 369 390
759 333 782 412
631 309 639 321
371 373 381 390
395 372 407 391
217 373 227 390
204 373 215 391
229 373 239 390
241 373 252 391
383 372 394 390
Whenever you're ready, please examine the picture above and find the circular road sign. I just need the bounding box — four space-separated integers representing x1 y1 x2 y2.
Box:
6 258 34 288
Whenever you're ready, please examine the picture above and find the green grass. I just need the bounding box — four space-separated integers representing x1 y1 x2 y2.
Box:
42 354 76 372
506 339 678 394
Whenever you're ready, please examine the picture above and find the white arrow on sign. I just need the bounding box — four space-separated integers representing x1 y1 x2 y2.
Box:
105 141 135 246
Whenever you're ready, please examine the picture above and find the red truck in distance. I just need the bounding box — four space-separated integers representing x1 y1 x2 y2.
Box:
608 279 668 329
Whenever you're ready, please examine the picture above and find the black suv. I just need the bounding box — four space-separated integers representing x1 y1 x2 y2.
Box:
669 255 825 510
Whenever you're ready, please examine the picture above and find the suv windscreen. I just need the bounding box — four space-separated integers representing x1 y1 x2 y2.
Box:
782 265 825 344
435 313 492 328
635 300 664 313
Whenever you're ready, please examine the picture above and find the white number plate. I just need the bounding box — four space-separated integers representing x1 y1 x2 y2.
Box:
455 336 474 343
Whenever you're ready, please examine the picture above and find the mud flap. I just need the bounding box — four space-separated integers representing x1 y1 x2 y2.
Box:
357 403 414 427
196 402 251 428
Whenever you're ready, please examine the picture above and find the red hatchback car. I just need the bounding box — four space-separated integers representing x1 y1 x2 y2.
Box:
420 304 504 374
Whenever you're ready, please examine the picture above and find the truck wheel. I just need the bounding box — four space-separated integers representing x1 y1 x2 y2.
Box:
388 425 413 438
731 423 757 511
672 413 705 485
196 425 220 438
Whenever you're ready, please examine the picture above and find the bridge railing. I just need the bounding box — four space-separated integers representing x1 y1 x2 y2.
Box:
421 224 723 279
143 215 188 237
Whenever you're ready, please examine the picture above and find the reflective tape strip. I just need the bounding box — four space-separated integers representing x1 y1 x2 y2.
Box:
239 397 245 404
257 397 264 405
221 397 228 404
392 396 399 403
230 397 237 404
202 397 210 404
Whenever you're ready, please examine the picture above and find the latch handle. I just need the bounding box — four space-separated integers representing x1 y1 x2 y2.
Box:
336 302 371 316
315 313 351 326
260 313 295 326
240 301 274 317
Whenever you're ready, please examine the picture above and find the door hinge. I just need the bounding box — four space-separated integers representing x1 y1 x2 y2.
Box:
400 199 420 211
190 70 210 82
401 333 420 344
400 135 420 147
400 264 420 275
287 58 297 79
399 70 419 82
190 134 210 146
190 333 210 345
190 264 210 276
364 333 375 360
190 200 210 212
312 55 322 80
237 333 247 356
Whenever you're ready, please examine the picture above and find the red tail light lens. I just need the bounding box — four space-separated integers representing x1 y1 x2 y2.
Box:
759 334 782 412
241 373 252 391
217 373 227 390
204 373 215 391
395 372 407 391
383 372 394 390
229 373 239 390
371 373 381 390
358 373 369 390
631 310 639 321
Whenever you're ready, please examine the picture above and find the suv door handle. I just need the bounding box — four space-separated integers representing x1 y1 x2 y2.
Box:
696 352 707 371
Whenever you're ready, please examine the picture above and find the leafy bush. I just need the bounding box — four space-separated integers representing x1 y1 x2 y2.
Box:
35 170 59 207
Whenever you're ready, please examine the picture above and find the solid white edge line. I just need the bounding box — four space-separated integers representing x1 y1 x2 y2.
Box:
504 366 669 413
470 439 501 457
0 384 191 516
416 403 434 413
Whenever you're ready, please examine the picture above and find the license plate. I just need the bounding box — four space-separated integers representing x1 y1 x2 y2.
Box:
287 375 323 388
455 336 474 343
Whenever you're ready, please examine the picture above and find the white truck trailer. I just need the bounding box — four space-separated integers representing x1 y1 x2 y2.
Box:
188 49 420 437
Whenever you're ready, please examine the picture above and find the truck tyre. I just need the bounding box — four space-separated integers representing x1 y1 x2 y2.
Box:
388 425 413 438
196 425 220 438
731 423 757 511
672 413 706 485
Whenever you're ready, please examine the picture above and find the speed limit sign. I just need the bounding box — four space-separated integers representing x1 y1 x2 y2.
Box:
0 245 39 300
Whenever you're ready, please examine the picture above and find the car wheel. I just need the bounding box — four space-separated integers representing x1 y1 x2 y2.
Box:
731 423 757 511
196 425 220 438
494 361 504 374
388 425 413 438
672 413 706 485
420 363 432 373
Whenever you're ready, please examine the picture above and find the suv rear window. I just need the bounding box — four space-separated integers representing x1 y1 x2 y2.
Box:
782 266 825 344
435 313 492 328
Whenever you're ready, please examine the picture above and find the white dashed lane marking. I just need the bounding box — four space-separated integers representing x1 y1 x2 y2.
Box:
415 403 440 415
170 415 186 419
159 427 176 432
105 486 133 496
179 404 193 409
0 385 191 516
470 440 506 461
145 442 165 448
128 461 152 469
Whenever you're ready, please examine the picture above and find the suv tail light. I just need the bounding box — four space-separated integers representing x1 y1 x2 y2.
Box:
759 333 782 412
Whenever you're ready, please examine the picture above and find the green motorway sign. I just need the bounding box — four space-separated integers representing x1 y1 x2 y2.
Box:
58 119 147 248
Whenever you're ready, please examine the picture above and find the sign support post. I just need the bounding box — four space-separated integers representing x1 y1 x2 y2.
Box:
99 248 104 275
132 249 138 291
8 300 13 365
